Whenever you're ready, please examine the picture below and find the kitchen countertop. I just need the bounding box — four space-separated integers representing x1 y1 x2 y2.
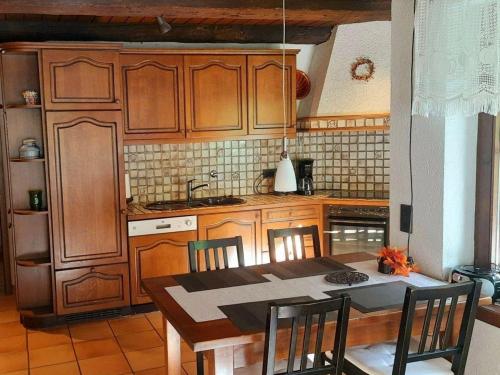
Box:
127 191 389 220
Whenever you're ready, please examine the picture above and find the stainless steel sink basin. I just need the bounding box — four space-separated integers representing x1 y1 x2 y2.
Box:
144 196 245 211
195 196 246 206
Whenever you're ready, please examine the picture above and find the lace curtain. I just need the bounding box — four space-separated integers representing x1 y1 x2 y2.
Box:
413 0 500 117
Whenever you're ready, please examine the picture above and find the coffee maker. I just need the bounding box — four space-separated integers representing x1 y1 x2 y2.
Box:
297 158 314 195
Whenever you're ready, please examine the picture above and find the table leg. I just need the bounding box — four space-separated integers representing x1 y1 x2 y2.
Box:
207 346 234 375
163 317 181 375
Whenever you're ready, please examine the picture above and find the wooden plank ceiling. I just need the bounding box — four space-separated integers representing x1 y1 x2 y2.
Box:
0 1 391 44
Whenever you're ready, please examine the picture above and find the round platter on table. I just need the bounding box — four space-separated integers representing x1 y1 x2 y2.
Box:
325 271 369 286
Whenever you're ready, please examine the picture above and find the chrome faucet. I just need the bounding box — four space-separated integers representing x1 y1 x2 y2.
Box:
186 179 208 204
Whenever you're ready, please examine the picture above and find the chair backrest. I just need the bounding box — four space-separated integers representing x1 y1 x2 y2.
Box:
263 295 351 375
188 236 245 273
267 225 321 263
392 280 482 375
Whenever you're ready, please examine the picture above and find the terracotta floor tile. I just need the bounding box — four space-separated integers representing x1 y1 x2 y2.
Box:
144 311 163 330
29 343 76 368
0 350 28 373
30 361 81 375
108 315 152 336
0 335 26 354
0 371 29 375
74 338 121 360
116 330 162 352
78 353 131 375
28 327 71 350
124 346 165 372
0 321 25 339
135 367 166 375
0 296 16 312
0 309 19 324
69 321 114 342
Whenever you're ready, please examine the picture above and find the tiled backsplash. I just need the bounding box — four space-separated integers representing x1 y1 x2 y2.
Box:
125 119 390 204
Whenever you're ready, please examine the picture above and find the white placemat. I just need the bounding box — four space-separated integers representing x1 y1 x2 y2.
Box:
165 260 445 323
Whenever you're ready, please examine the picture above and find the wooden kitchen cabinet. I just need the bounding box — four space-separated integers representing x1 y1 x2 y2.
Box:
248 55 296 135
198 210 261 266
129 231 196 305
184 55 247 138
55 263 130 315
46 111 127 269
120 54 185 141
42 49 122 110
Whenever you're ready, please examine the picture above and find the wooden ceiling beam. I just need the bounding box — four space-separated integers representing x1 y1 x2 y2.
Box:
0 0 391 24
0 20 334 44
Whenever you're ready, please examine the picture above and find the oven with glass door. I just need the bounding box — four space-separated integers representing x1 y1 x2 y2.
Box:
326 205 389 255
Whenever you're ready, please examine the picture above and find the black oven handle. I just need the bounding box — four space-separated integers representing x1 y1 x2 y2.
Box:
328 219 388 227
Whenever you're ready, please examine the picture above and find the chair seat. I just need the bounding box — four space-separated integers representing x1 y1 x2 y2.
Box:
235 356 315 375
342 342 453 375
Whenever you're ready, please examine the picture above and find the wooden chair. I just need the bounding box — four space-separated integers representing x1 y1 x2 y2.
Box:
339 280 482 375
236 295 351 375
188 235 245 273
187 235 245 374
267 225 321 263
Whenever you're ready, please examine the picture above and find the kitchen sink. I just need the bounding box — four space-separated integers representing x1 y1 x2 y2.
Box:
144 196 245 211
195 196 246 206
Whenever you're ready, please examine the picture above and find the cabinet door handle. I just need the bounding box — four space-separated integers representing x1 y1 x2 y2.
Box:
156 224 171 230
120 208 127 215
115 99 121 104
8 223 12 229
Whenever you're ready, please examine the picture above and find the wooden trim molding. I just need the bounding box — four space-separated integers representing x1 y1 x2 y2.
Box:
297 113 390 121
474 113 496 268
477 305 500 328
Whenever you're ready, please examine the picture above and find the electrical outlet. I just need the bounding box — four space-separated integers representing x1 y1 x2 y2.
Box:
400 204 412 233
262 168 276 178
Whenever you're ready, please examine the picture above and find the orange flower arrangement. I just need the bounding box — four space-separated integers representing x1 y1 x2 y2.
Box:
378 247 419 277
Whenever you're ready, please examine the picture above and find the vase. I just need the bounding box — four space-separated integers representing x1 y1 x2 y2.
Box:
377 257 392 274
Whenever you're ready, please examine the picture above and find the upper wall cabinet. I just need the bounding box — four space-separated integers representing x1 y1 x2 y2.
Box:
46 111 127 269
184 55 247 138
121 54 185 141
248 55 296 135
42 50 122 110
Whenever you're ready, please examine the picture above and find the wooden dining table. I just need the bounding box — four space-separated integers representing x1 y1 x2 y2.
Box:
142 253 491 375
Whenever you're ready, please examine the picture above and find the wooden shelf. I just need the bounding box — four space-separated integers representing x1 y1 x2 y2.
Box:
10 157 45 163
13 209 48 216
297 125 390 133
16 255 51 267
5 104 41 109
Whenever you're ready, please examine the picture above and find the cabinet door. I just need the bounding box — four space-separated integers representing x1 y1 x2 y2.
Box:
248 55 296 135
55 263 130 315
42 50 121 110
129 231 196 305
261 218 320 264
46 111 127 269
198 210 261 266
184 55 247 138
121 54 185 141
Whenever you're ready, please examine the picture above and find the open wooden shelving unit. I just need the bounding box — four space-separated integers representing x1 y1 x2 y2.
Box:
0 47 54 322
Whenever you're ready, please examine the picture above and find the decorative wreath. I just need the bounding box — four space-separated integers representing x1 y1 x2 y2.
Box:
351 57 375 82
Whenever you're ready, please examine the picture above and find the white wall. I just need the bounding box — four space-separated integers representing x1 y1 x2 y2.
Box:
390 0 476 280
298 22 391 117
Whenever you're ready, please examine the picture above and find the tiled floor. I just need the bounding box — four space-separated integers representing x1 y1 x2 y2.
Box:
0 294 206 375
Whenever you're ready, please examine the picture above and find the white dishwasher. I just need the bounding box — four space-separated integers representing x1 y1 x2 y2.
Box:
128 216 197 305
